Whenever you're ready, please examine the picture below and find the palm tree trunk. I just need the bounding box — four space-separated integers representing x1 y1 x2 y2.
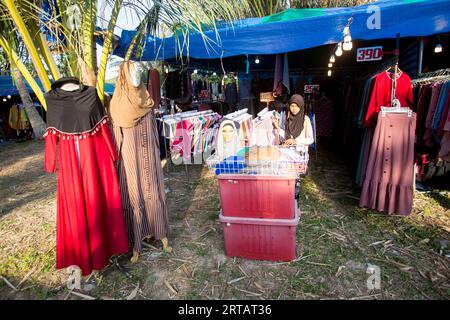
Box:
11 65 46 140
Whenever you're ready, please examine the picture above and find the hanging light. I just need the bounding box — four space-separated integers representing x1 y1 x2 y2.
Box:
327 70 332 77
224 75 228 78
342 26 353 51
434 43 443 53
194 69 198 74
7 95 11 99
343 41 353 51
164 66 169 74
434 35 443 53
213 72 217 76
328 63 333 68
255 56 260 64
2 98 6 102
330 55 335 63
234 76 238 80
335 42 343 56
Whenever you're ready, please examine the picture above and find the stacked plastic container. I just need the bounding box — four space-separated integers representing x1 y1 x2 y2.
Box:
217 174 300 262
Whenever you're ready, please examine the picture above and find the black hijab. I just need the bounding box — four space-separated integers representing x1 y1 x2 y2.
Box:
285 94 305 139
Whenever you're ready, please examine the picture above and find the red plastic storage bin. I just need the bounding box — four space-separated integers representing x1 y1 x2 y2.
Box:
219 209 300 262
218 174 297 219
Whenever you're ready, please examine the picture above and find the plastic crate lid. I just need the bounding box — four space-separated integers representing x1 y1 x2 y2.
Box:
217 174 297 181
219 207 300 226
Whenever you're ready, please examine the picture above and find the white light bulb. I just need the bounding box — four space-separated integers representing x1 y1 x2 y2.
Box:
194 69 198 74
434 43 443 53
343 26 350 36
327 70 332 77
7 95 11 99
224 75 228 78
330 55 335 63
213 72 217 76
234 76 238 80
255 57 260 64
343 41 353 51
164 67 169 74
328 63 333 68
2 98 6 102
335 43 343 56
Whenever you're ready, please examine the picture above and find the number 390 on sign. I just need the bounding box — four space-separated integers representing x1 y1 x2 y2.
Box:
357 46 383 62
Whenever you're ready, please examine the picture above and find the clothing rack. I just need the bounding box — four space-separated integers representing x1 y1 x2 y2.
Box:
160 109 220 180
412 68 450 85
225 108 248 119
162 109 214 121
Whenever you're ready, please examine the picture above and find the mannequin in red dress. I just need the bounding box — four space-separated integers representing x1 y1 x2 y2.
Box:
44 77 128 276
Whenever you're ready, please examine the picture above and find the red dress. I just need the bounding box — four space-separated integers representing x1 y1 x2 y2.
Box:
364 71 413 128
44 78 128 276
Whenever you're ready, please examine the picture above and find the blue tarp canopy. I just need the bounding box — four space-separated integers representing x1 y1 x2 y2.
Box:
0 76 43 97
108 0 450 60
0 76 115 97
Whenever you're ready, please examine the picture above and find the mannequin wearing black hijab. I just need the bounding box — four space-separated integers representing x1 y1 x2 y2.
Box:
285 94 306 139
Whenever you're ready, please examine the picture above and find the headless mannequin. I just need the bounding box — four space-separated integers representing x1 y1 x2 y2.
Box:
128 61 172 264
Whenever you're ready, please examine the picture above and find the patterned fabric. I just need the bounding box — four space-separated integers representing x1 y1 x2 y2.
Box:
112 110 169 253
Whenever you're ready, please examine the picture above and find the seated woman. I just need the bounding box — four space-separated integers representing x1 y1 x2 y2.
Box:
272 94 314 147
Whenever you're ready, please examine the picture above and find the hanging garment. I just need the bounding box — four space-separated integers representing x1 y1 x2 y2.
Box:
112 111 169 253
355 127 374 186
44 78 128 276
357 78 376 127
438 92 450 137
211 82 219 100
250 116 275 147
147 68 161 108
364 71 413 128
423 83 443 147
432 82 450 131
415 84 432 144
273 54 283 92
171 118 195 161
224 82 238 111
8 105 20 130
175 71 193 109
18 106 30 130
439 104 450 161
359 112 417 215
314 96 334 138
283 53 290 93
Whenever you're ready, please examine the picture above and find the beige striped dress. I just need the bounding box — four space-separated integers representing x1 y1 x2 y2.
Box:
112 109 169 253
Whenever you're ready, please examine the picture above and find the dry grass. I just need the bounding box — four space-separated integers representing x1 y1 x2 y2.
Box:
0 141 449 300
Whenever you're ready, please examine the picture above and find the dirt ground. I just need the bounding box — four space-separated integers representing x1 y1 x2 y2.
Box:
0 140 449 300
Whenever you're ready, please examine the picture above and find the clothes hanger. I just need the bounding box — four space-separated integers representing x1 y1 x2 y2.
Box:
380 99 412 117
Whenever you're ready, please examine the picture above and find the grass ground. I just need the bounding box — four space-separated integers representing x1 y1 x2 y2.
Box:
0 140 448 300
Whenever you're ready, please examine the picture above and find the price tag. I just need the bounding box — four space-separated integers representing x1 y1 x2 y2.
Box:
304 85 319 94
260 92 275 102
357 46 383 62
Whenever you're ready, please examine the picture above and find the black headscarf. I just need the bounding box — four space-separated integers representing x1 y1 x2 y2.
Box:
285 94 305 139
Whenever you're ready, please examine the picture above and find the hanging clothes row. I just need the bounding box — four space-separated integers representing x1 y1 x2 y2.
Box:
161 110 222 163
413 78 450 158
412 72 450 181
8 104 30 131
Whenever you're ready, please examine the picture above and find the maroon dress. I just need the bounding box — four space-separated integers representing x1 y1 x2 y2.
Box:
359 112 417 215
44 78 128 276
